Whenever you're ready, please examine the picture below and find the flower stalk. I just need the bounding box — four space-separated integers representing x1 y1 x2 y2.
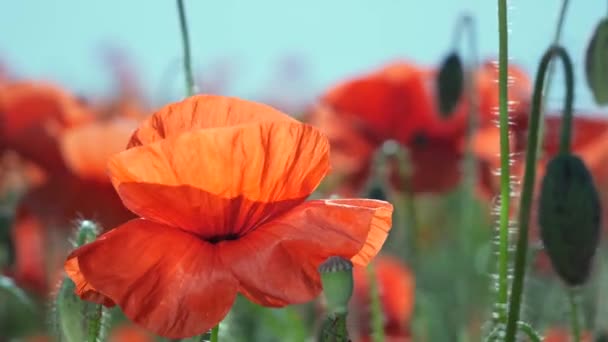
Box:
495 0 511 325
504 45 574 342
176 0 196 96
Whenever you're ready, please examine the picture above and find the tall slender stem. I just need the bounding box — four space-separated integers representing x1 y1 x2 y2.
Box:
569 288 581 342
504 45 574 342
176 0 195 96
367 264 385 342
210 324 220 342
496 0 511 324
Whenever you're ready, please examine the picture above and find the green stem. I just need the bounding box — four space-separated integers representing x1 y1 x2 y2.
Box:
504 45 574 342
367 264 385 342
496 0 511 325
210 324 219 342
517 322 542 342
176 0 195 96
569 288 581 342
538 0 570 157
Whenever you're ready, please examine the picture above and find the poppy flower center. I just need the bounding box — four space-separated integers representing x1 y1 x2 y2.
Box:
411 131 428 147
206 233 239 244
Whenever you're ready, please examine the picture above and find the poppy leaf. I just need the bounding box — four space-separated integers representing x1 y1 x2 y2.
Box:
437 52 465 117
585 18 608 106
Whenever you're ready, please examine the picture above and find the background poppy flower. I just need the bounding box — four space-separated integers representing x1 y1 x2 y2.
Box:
65 95 393 338
351 255 415 340
8 118 136 294
0 82 93 174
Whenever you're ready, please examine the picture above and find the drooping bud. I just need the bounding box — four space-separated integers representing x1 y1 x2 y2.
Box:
585 18 608 106
538 154 601 286
54 220 109 342
436 52 465 117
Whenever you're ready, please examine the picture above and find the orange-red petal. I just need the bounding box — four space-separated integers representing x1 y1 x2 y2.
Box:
127 95 294 148
108 121 329 238
65 219 238 338
218 199 392 307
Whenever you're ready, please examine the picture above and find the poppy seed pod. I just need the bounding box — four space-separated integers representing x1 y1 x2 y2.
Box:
585 18 608 106
539 154 601 286
319 256 354 314
437 52 464 117
55 220 108 342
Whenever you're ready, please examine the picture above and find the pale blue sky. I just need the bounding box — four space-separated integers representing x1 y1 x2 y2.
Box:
0 1 605 112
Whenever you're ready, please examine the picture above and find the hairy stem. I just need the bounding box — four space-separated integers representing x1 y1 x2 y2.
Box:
496 0 511 325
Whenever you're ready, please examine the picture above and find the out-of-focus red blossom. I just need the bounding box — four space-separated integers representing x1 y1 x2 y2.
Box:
543 327 592 342
64 95 393 338
0 82 93 173
23 335 51 342
308 60 531 197
351 255 415 341
109 324 155 342
0 83 137 293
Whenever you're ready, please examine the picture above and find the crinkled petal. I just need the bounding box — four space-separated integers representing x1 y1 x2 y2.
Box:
108 121 329 238
65 219 238 338
128 95 294 147
218 199 392 307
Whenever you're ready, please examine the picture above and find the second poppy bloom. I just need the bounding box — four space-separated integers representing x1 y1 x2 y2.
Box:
64 95 393 338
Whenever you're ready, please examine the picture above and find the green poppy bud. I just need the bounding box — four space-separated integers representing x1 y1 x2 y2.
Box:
585 18 608 106
319 256 354 314
539 154 601 286
437 52 465 116
54 220 108 342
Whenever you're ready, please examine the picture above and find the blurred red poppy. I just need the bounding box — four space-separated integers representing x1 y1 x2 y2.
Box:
0 82 93 173
64 95 393 338
310 60 531 197
109 324 155 342
9 118 136 294
543 327 592 342
351 255 415 340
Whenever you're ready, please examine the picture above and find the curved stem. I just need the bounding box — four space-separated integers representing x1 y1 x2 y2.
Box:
504 45 574 342
569 288 581 342
517 321 542 342
496 0 511 325
210 324 220 342
176 0 195 96
539 0 570 152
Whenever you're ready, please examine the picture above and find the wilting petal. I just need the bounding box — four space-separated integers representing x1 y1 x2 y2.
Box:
109 121 329 238
128 95 294 147
65 219 238 338
218 199 392 306
60 118 137 181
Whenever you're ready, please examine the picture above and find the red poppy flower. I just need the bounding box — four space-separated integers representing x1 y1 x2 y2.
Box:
109 324 154 342
9 118 136 293
310 61 469 195
543 327 592 342
351 255 415 339
64 95 393 338
0 82 93 173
